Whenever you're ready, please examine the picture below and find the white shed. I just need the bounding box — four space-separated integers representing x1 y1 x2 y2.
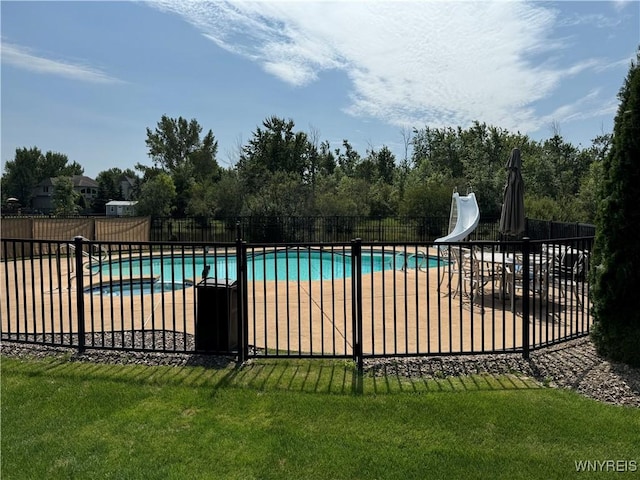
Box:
105 200 138 217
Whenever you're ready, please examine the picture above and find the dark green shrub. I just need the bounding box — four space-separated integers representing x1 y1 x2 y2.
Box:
591 49 640 367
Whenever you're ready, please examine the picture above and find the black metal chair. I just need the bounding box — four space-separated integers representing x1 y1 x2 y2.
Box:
547 249 586 308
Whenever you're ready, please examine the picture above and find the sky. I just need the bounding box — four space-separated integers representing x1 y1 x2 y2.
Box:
1 1 638 179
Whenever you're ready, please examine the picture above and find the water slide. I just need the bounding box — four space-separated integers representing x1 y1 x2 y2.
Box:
435 191 480 243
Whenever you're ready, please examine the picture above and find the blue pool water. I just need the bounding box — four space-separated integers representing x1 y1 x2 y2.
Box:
84 278 194 297
93 248 439 284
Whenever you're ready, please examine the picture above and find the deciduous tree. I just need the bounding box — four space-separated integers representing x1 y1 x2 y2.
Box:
142 115 220 216
1 148 84 208
37 151 83 180
135 173 177 217
52 176 80 216
237 116 312 193
1 147 41 207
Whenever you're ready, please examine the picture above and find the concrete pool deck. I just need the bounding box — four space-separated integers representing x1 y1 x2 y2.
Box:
1 248 591 355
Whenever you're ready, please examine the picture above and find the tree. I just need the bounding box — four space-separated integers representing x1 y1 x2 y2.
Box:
211 169 243 219
243 171 311 217
540 134 583 197
237 116 312 192
457 123 507 216
411 126 463 179
314 176 370 217
1 147 41 207
145 115 219 175
571 134 611 223
373 146 396 184
317 140 337 177
143 115 220 216
37 151 83 180
398 177 452 218
334 140 360 177
234 116 318 218
368 179 397 217
95 168 124 200
1 147 84 209
591 49 640 366
171 161 196 218
52 176 80 215
135 173 177 217
93 167 135 213
186 180 217 220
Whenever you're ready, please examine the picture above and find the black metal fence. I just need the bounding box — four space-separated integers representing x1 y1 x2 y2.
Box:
149 215 595 244
2 214 594 245
526 219 596 240
2 233 594 369
150 215 505 243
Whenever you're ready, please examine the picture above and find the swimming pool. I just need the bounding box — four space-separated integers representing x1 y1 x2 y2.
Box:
93 248 439 284
84 278 194 297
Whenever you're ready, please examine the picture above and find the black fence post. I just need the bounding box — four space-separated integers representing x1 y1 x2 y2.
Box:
351 238 363 372
74 235 86 353
521 237 531 359
236 228 248 363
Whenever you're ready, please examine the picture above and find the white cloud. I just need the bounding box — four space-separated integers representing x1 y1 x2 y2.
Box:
612 0 635 12
541 89 618 126
595 56 638 72
147 0 618 134
557 12 622 28
1 41 123 84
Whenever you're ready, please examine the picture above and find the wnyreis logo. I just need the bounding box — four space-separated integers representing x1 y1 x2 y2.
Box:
575 460 637 472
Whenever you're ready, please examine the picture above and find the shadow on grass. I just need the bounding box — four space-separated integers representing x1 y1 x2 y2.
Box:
193 356 540 396
1 346 543 397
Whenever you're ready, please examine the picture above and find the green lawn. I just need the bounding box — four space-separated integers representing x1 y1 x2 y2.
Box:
2 356 638 479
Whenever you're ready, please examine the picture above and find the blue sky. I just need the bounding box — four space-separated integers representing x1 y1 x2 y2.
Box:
2 1 638 179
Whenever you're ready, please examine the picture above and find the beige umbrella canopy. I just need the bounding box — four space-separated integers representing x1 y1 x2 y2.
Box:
499 148 525 237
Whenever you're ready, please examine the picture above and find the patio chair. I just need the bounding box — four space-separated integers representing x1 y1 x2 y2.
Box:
547 249 586 308
468 247 502 303
503 252 551 312
503 258 525 312
437 245 472 297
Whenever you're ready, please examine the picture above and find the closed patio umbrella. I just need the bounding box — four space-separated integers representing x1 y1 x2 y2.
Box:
499 147 525 237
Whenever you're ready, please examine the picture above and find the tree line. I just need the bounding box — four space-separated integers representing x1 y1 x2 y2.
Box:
2 114 610 223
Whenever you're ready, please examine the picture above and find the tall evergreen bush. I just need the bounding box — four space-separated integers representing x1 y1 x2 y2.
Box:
591 49 640 366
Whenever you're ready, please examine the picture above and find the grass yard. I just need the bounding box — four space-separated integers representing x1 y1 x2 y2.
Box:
2 356 639 479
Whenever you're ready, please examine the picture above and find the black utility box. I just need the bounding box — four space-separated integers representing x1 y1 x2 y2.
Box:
195 278 238 353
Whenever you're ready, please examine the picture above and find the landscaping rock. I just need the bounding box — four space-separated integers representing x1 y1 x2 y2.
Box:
2 336 638 407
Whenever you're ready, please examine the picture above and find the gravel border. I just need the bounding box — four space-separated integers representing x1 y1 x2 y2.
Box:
364 338 640 407
2 336 638 407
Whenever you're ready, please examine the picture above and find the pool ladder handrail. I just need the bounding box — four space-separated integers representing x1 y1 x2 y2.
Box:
56 237 109 290
396 250 429 271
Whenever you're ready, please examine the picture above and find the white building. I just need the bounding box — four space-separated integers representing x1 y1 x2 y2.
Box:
105 200 138 217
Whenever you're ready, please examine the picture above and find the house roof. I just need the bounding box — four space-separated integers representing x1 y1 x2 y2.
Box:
119 175 137 186
70 175 98 188
38 178 55 187
35 175 98 188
